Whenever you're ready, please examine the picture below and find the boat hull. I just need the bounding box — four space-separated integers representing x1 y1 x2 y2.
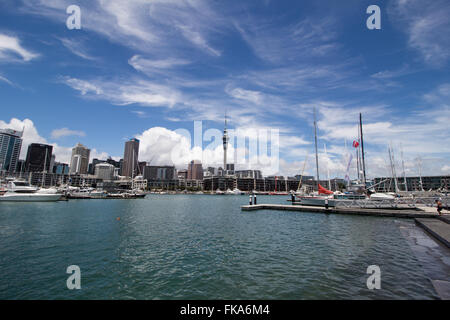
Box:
296 196 336 207
0 193 62 202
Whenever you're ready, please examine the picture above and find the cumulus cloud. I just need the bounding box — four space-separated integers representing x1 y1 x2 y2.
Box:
136 126 282 175
0 118 108 164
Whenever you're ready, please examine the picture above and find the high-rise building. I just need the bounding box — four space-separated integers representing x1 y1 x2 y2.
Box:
144 165 176 181
0 128 23 173
70 143 90 174
25 143 53 172
53 162 69 174
187 160 203 180
177 169 188 179
122 138 140 178
95 163 115 180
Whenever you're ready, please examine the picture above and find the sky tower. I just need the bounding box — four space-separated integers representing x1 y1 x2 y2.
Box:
222 111 229 174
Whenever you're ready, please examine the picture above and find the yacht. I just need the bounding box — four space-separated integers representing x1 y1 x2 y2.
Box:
0 180 62 202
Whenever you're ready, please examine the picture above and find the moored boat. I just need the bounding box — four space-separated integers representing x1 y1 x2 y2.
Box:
0 180 61 202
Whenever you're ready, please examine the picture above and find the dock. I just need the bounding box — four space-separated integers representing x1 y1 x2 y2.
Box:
241 203 444 219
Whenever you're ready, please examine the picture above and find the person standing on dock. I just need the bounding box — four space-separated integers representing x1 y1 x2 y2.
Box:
436 199 443 215
325 198 329 210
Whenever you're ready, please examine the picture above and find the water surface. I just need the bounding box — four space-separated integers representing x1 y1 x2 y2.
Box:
0 195 439 299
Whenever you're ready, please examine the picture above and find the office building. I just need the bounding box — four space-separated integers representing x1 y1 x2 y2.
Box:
122 138 140 178
53 162 69 175
0 128 23 173
143 165 177 181
95 163 115 180
187 160 203 180
70 143 90 175
25 143 53 172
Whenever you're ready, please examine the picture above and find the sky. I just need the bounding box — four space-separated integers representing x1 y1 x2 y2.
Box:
0 0 449 179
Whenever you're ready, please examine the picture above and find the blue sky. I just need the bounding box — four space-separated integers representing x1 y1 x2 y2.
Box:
0 0 449 178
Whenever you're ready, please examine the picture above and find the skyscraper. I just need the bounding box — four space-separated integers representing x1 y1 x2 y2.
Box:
187 160 203 180
70 143 90 174
25 143 53 172
0 128 23 173
122 138 140 178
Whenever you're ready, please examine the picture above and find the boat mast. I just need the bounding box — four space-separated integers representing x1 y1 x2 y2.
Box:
356 123 361 183
314 107 320 190
324 144 331 189
42 147 48 188
388 145 399 193
417 156 424 191
401 144 408 192
359 113 367 187
297 152 309 191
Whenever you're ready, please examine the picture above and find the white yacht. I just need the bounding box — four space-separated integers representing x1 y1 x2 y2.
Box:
0 180 62 202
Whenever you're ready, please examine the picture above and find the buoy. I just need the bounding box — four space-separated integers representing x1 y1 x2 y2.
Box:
116 217 121 221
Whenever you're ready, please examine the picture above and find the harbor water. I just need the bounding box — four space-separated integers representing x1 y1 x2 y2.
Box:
0 195 440 299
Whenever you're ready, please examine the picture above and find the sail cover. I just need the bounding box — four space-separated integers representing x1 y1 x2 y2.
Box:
318 184 333 195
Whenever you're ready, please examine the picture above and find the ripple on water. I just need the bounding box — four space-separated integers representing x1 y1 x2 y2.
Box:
0 195 439 299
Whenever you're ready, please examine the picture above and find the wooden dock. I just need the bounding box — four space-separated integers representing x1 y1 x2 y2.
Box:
241 203 442 219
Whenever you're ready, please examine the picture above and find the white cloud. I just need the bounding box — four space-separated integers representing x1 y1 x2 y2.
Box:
0 118 109 164
20 0 225 57
177 25 221 57
389 0 450 66
0 74 13 86
129 55 190 71
226 87 262 104
51 128 86 139
59 37 96 61
0 33 39 62
136 126 281 175
62 77 180 108
234 16 338 64
63 77 103 95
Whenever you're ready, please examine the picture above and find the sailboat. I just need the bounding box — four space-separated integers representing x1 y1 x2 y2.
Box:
295 107 336 206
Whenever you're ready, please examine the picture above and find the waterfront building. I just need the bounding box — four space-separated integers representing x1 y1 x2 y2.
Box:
69 143 90 175
187 160 203 180
15 159 25 174
235 170 262 179
373 175 450 192
225 163 235 175
203 176 235 191
53 162 69 175
0 128 23 173
204 167 216 177
95 163 115 180
180 179 203 190
122 138 140 178
177 169 188 180
25 143 53 172
142 165 177 190
144 165 177 181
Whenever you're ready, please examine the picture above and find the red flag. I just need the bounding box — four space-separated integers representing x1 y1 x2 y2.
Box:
352 140 359 148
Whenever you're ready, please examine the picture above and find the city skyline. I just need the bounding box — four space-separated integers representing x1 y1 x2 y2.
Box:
0 0 449 178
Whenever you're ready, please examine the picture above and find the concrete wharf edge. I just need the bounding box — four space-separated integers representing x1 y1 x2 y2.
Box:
414 218 450 249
